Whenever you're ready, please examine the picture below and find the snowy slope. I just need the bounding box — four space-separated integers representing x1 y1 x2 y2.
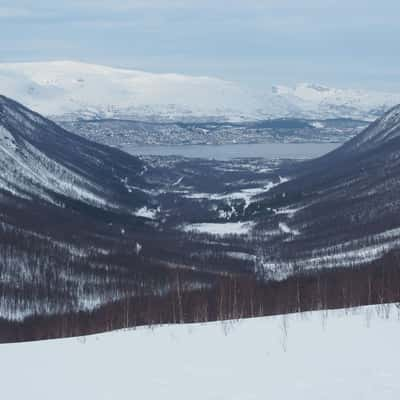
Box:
0 95 149 211
1 305 399 400
341 104 400 152
273 82 400 121
0 61 273 121
248 104 400 273
1 61 400 121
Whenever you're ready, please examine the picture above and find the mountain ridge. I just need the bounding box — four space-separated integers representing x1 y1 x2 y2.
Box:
248 104 400 274
0 94 150 211
2 60 400 122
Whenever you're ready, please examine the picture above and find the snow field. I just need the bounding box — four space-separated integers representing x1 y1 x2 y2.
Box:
1 304 399 400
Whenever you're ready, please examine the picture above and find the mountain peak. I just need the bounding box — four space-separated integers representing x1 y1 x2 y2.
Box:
0 94 51 136
337 104 400 154
375 103 400 127
296 82 331 92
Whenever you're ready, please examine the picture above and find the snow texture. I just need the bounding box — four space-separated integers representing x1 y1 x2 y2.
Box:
279 222 300 236
182 221 255 236
0 305 399 400
185 177 289 212
133 206 158 220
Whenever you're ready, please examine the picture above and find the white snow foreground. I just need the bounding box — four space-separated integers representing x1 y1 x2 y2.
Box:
1 305 399 400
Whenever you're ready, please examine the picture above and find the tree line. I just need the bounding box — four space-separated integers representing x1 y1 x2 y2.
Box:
1 250 399 343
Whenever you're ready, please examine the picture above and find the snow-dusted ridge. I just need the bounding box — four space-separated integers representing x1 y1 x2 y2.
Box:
273 82 400 120
0 94 149 211
1 60 400 121
342 104 400 152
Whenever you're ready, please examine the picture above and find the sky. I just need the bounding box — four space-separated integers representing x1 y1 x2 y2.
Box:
2 0 400 91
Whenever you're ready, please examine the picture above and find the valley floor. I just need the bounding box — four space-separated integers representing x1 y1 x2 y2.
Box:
1 304 399 400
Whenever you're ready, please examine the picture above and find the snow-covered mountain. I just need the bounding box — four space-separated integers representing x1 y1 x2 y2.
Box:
1 60 400 121
273 82 400 121
248 104 400 276
0 94 149 211
342 104 400 152
0 61 271 122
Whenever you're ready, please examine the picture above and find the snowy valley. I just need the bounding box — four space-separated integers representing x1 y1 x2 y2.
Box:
1 95 400 341
4 2 400 398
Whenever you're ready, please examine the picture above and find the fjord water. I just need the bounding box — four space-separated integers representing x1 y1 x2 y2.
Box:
124 142 340 160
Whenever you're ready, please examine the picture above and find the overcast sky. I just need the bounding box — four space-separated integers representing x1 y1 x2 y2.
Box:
2 0 400 90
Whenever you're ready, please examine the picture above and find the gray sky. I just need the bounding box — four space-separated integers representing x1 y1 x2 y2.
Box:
2 0 400 90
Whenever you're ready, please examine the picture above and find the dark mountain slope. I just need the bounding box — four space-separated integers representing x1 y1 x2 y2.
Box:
259 104 400 196
0 95 151 212
246 105 400 275
252 104 400 209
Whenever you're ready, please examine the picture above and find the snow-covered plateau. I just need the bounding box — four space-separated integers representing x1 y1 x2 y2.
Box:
1 304 399 400
1 60 400 121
